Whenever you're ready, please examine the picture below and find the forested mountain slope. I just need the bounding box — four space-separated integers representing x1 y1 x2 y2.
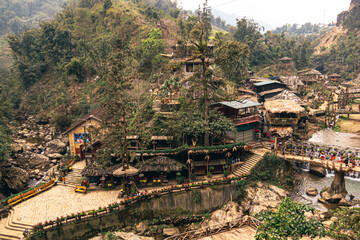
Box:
0 0 65 67
314 0 360 80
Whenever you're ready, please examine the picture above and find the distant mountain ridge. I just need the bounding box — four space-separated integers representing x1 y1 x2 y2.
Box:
211 9 274 31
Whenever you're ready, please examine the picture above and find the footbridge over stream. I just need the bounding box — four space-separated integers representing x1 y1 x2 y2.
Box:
274 151 360 202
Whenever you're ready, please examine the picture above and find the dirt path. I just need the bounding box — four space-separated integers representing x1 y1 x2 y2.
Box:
338 114 360 133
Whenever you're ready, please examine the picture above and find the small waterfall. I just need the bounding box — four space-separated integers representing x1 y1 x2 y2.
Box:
28 172 48 188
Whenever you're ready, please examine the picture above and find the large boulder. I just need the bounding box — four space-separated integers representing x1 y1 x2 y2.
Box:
2 167 29 191
320 187 346 203
44 135 52 141
339 198 352 206
29 154 50 168
45 139 67 154
135 221 149 234
11 143 23 154
251 187 282 208
163 228 180 237
202 201 243 228
309 164 327 177
250 205 268 216
306 187 319 196
47 153 63 160
268 185 287 198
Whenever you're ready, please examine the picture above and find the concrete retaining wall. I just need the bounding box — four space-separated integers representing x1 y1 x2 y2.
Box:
33 184 236 240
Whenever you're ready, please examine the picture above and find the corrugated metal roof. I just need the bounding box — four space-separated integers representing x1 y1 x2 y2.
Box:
212 100 261 109
253 81 280 87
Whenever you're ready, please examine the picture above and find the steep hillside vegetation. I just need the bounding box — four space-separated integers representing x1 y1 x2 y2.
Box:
0 0 66 67
314 0 360 80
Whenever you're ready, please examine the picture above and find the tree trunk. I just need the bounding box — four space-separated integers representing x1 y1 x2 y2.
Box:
203 58 210 146
331 171 346 195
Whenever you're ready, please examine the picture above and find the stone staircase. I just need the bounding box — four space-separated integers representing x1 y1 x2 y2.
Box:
64 168 83 187
152 100 162 112
233 153 264 176
0 209 32 240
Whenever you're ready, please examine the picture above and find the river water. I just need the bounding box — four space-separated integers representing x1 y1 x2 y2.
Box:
292 129 360 211
291 170 360 211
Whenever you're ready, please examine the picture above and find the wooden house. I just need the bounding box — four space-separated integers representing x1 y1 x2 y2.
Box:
252 81 287 102
329 73 341 82
210 100 262 143
300 69 322 87
278 76 304 92
151 136 173 150
126 135 140 151
63 108 104 159
264 100 305 126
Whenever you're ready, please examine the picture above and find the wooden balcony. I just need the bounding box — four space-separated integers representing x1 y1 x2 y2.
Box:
269 118 298 126
233 115 260 126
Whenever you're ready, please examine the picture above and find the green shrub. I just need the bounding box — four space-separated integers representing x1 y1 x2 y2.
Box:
235 179 247 200
192 190 201 204
190 174 197 181
176 175 185 184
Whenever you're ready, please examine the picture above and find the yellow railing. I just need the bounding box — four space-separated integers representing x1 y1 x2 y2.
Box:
7 180 55 207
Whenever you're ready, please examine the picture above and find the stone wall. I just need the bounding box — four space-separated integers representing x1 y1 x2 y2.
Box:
33 184 236 240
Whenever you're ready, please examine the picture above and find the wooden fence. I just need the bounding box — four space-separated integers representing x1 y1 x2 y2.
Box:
164 216 261 240
7 180 55 207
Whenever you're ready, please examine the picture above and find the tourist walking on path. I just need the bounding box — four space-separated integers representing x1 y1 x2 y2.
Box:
62 176 66 185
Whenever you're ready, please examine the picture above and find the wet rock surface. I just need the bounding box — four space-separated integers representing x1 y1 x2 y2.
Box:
1 115 69 195
2 167 29 191
306 187 319 196
309 165 326 178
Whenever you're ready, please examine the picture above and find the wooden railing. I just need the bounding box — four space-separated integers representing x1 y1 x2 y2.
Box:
164 216 261 240
336 109 360 114
269 118 298 125
275 151 360 173
233 115 259 125
7 180 55 207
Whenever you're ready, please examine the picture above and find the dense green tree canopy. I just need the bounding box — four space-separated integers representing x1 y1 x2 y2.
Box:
256 198 325 240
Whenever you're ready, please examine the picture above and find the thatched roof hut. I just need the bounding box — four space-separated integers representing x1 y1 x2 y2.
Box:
305 69 321 75
268 90 306 106
81 161 108 177
81 162 139 177
264 100 305 114
137 156 184 172
279 76 304 91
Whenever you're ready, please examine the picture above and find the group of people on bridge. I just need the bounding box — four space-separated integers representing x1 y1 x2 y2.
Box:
272 141 360 168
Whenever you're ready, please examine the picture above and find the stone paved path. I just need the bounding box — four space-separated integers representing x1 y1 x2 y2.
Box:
12 185 120 224
0 160 121 239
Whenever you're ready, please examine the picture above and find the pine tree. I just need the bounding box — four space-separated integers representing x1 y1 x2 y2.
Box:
188 1 212 146
96 38 133 168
